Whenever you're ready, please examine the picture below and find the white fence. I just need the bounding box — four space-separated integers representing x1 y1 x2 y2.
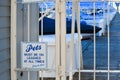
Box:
11 0 120 80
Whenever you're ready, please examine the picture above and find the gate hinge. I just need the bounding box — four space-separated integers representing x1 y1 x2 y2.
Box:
56 1 66 13
58 65 62 76
58 1 61 13
57 65 66 77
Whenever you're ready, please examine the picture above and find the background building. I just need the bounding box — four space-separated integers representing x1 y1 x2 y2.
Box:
0 0 11 79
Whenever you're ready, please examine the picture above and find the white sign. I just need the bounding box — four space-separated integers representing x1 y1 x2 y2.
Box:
21 42 47 70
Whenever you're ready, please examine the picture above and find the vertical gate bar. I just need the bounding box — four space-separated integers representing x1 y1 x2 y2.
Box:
41 71 43 80
103 0 104 24
28 3 30 42
76 1 83 80
55 0 61 80
107 0 110 80
39 71 42 80
28 72 30 80
93 1 96 80
60 0 66 80
41 2 44 79
37 2 40 80
40 2 44 80
41 2 44 42
77 0 83 71
103 0 105 28
27 3 30 80
69 0 75 80
11 0 17 80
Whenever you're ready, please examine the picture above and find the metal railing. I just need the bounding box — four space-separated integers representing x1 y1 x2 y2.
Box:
11 0 120 80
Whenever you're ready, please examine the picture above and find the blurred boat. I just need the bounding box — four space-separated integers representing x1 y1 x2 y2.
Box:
39 17 101 35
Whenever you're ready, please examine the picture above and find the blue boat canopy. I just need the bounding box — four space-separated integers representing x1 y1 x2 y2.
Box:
39 17 101 35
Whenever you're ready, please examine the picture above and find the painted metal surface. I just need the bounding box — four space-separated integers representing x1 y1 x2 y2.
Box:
11 1 39 80
10 0 120 80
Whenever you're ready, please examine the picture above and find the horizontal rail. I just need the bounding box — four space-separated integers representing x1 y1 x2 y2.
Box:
15 68 55 71
67 70 120 73
17 0 120 3
15 68 120 73
78 70 120 73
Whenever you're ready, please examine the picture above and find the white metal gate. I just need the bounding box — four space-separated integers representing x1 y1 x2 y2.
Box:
11 0 120 80
39 0 120 80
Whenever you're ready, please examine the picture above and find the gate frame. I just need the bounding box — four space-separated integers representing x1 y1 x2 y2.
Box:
11 0 17 80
